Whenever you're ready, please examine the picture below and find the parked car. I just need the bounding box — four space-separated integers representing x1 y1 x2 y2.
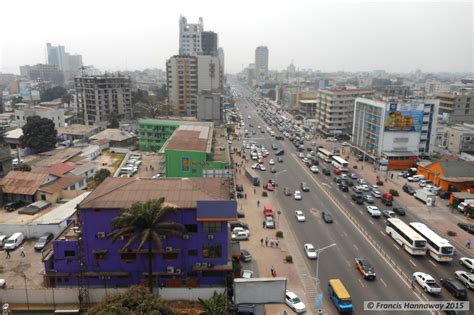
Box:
454 271 474 289
4 200 25 212
304 243 318 259
0 279 5 289
460 257 474 272
371 190 382 198
403 184 416 195
232 231 249 241
264 216 275 229
383 210 396 218
338 183 349 192
352 194 364 204
240 249 252 262
322 211 333 223
366 206 381 217
355 257 376 280
310 165 319 173
458 222 474 234
393 207 406 216
295 210 306 222
34 232 54 251
440 278 468 300
285 290 307 313
363 195 374 203
352 186 362 194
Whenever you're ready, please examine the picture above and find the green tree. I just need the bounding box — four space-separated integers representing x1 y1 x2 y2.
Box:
88 286 176 315
11 96 23 108
108 112 120 128
20 116 57 153
108 198 185 293
40 86 67 102
15 163 31 172
94 168 111 185
198 291 227 315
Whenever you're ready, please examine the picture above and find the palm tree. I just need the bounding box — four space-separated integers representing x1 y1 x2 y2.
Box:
108 198 186 293
198 291 227 315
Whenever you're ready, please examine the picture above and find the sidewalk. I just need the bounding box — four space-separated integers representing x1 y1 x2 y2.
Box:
231 145 332 315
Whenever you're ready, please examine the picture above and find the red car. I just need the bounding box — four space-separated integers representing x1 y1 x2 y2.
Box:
283 187 291 196
264 183 274 191
333 168 342 175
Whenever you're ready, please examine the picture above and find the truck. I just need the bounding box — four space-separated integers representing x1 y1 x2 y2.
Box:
245 168 260 186
413 272 441 294
414 189 436 206
457 199 474 213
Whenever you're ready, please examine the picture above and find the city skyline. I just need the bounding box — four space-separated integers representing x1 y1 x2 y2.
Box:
0 0 472 74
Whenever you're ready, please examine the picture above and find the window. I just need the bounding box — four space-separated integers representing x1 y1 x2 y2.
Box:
64 250 76 257
185 224 198 233
120 252 136 261
162 252 178 260
203 222 221 233
202 244 222 258
188 249 198 256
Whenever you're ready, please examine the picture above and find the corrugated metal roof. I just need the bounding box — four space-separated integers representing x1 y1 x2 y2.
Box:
48 162 77 176
0 171 49 195
33 192 90 224
79 177 232 209
439 160 474 177
90 129 135 142
38 175 85 194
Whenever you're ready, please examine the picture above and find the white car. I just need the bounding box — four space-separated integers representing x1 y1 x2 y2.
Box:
455 271 474 289
259 165 266 171
294 190 302 200
251 163 259 169
0 279 5 288
285 290 307 313
369 185 379 191
232 227 250 236
295 210 306 222
304 243 318 259
366 206 381 217
269 159 275 165
359 184 370 191
460 257 474 272
232 231 249 241
413 272 441 294
299 153 305 158
357 178 367 184
371 190 382 198
310 165 319 173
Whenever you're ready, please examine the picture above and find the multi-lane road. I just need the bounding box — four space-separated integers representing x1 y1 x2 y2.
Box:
233 83 473 314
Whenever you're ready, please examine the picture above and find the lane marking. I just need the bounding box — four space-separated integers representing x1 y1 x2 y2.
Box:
380 231 386 237
359 210 363 215
392 244 400 251
341 231 348 237
369 220 374 225
380 277 388 287
429 260 437 267
409 259 417 267
353 244 359 251
358 279 366 288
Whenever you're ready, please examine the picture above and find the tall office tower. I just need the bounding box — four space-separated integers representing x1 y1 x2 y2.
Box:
255 46 269 80
167 55 198 116
179 15 204 55
46 43 68 71
19 64 64 86
217 48 225 73
75 74 132 125
201 31 218 56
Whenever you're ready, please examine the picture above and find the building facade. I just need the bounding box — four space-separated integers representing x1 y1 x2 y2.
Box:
20 64 64 86
46 43 83 81
434 89 474 124
15 106 65 129
255 46 269 82
43 177 236 289
167 56 198 116
201 31 218 56
197 91 222 122
315 89 374 136
75 75 132 126
179 16 203 55
352 98 439 170
437 124 474 154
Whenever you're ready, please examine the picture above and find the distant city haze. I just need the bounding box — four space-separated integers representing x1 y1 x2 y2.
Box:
0 0 472 74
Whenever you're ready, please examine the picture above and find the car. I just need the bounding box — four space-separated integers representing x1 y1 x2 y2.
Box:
0 279 5 289
457 222 474 234
232 231 249 241
351 194 364 204
284 187 292 196
342 142 350 146
233 227 250 236
440 278 468 300
304 243 318 259
454 271 474 289
270 167 276 173
265 216 275 229
295 210 306 222
352 186 362 194
294 190 302 200
366 206 381 217
299 153 305 158
263 183 274 191
460 257 474 272
350 173 358 179
302 158 310 164
310 165 319 173
357 178 367 184
403 184 416 195
34 232 54 251
4 200 25 212
269 159 275 165
230 221 249 231
355 258 376 280
371 190 382 198
391 207 405 216
413 272 442 294
259 165 266 171
285 290 307 313
251 163 259 169
241 270 254 279
322 168 331 176
300 182 310 192
240 249 252 262
383 210 396 218
359 184 370 191
338 183 349 192
363 195 374 203
322 211 333 223
277 157 284 163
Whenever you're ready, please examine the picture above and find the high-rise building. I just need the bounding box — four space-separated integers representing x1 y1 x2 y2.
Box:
19 64 64 86
179 16 204 55
434 89 474 124
217 48 225 73
255 46 269 81
201 31 218 56
46 43 83 81
75 74 132 125
315 89 374 136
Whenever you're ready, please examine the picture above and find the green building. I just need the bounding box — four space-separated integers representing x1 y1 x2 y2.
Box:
138 119 180 151
161 125 231 178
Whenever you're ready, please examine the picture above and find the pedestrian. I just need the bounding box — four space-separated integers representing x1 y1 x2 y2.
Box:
270 239 274 247
385 178 388 182
467 239 471 249
271 265 275 274
263 221 266 228
257 200 260 207
254 188 256 194
5 249 10 259
260 238 264 246
20 246 25 257
265 238 268 246
244 193 247 199
391 173 394 179
276 240 279 248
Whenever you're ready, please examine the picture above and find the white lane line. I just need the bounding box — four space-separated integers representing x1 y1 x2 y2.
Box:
353 244 359 251
409 259 417 267
380 278 388 287
359 210 363 215
341 231 348 237
380 231 386 237
343 194 348 199
350 202 356 206
392 243 400 251
429 260 436 267
358 279 366 288
369 220 374 225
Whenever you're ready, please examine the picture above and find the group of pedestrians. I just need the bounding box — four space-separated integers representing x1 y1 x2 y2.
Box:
261 237 279 248
5 246 25 259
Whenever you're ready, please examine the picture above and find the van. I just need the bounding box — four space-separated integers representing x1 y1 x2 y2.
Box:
457 200 474 212
4 232 24 250
408 175 424 182
419 180 433 187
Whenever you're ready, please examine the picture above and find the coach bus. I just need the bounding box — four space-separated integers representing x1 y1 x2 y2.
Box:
386 218 427 255
409 222 454 262
331 156 349 169
317 148 333 163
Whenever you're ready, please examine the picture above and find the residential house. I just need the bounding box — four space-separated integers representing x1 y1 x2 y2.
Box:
417 160 474 192
90 129 136 148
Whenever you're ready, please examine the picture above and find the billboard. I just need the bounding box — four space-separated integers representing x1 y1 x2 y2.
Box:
181 157 190 172
384 103 424 132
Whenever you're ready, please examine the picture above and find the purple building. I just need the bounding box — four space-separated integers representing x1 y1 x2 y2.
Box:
43 177 236 289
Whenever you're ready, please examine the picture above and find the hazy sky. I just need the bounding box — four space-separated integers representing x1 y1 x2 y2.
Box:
0 0 472 74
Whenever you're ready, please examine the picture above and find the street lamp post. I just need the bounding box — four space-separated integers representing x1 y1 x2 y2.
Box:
22 273 29 310
274 169 287 227
314 243 337 314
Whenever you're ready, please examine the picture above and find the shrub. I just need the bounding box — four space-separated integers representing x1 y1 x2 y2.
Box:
285 255 293 263
376 181 384 186
262 191 268 197
447 230 457 237
276 231 284 238
353 165 358 169
389 189 399 197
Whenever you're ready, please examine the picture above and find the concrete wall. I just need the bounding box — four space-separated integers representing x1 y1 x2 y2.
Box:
0 220 68 239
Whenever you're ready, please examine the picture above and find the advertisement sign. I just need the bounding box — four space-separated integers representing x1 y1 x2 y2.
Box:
181 157 190 172
384 103 423 132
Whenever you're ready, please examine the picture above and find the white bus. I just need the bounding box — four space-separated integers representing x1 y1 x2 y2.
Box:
386 218 427 255
331 156 349 168
409 222 455 262
317 148 333 163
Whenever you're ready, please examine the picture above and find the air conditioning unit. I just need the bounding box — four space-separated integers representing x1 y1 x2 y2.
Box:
165 246 173 252
118 235 125 240
208 234 214 240
195 262 202 267
160 235 167 240
202 262 208 268
175 268 181 273
167 266 174 273
96 232 106 239
183 234 190 240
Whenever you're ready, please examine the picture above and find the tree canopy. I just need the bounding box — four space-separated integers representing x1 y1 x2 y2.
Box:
94 168 111 185
15 163 31 172
20 116 57 153
108 112 120 129
40 86 67 102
